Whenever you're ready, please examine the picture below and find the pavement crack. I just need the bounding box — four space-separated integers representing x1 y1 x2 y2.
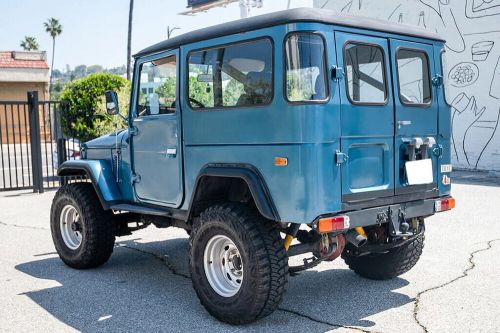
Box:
0 220 49 231
277 307 377 333
413 238 500 333
119 244 191 279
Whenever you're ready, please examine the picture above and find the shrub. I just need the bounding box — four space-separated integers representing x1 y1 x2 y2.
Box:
60 73 130 142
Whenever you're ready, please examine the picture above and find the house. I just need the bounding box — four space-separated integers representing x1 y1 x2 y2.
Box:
0 51 49 101
0 51 50 144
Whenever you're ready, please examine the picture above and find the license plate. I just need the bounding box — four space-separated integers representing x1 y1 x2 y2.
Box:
405 159 433 185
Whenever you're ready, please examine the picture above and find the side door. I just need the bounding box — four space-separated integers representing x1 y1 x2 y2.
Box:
130 50 183 207
389 40 438 196
334 32 395 203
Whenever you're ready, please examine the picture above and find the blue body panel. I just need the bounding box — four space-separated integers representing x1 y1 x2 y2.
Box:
70 20 451 224
58 159 123 203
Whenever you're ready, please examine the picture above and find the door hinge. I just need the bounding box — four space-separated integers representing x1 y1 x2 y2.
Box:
129 126 139 136
433 144 443 158
331 66 344 80
335 151 349 165
432 74 443 87
132 173 141 184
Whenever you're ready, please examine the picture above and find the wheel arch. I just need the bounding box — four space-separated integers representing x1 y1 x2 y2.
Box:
187 164 280 222
57 160 123 210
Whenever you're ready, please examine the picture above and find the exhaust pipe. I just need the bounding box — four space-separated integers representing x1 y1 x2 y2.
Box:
346 229 367 247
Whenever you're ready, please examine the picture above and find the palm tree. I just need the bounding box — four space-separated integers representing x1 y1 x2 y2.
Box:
44 18 63 95
127 0 134 80
20 36 39 51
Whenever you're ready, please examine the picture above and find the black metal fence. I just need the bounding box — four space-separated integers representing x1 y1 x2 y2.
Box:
0 91 81 192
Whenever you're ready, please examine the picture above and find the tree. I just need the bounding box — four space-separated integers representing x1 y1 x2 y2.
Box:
44 18 63 96
60 73 130 142
126 0 134 80
20 36 39 51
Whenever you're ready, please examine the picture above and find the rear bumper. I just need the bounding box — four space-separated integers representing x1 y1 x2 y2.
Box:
313 196 452 236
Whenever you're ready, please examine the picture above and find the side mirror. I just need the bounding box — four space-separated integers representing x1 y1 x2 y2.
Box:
105 90 119 115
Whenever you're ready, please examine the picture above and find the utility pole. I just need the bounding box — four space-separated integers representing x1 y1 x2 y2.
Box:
167 26 180 39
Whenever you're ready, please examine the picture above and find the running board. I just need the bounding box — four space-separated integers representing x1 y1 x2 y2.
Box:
110 203 188 221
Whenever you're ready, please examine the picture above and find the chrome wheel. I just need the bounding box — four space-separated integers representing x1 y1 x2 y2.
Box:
203 235 243 297
59 204 83 250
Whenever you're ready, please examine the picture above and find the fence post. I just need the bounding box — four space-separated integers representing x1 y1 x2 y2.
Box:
28 91 44 193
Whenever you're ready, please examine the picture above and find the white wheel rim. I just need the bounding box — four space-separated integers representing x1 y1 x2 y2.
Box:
203 235 243 297
59 204 83 250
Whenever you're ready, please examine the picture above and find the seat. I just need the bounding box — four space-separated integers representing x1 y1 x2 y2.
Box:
236 71 272 106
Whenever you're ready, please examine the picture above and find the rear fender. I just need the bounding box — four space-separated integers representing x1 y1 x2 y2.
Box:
57 160 122 209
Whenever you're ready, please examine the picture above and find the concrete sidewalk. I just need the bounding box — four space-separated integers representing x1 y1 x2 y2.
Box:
0 179 499 332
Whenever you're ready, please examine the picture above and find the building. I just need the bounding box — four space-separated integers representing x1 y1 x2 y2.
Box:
0 51 49 101
312 0 500 172
0 51 50 144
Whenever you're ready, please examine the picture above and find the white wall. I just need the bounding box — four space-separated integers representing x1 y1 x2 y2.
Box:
313 0 500 171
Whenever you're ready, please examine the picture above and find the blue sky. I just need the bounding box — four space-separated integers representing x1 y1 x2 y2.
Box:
0 0 312 70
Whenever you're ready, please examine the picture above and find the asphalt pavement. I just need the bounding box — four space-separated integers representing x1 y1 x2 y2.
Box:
0 172 499 332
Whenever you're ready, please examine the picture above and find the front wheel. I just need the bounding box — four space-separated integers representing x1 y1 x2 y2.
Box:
189 204 288 324
50 183 115 269
342 226 425 280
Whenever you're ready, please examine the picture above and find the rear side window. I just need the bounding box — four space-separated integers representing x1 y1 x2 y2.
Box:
344 43 387 105
396 49 431 106
284 33 328 103
188 38 273 110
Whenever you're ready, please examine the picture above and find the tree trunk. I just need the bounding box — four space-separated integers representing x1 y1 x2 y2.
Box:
49 37 55 99
126 0 134 80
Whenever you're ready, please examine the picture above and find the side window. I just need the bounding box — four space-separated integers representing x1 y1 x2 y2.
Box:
188 38 273 110
137 55 177 117
396 49 431 105
285 33 328 103
344 43 387 104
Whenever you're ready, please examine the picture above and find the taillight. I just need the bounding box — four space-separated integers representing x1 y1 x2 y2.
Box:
435 197 455 212
317 216 350 233
72 150 81 158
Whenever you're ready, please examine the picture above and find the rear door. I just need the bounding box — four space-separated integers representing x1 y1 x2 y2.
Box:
334 32 395 203
389 40 438 196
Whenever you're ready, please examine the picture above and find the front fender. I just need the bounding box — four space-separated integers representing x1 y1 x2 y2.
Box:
57 160 122 209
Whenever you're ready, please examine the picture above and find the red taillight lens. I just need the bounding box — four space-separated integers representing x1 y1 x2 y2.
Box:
317 216 350 233
72 150 80 158
435 197 455 212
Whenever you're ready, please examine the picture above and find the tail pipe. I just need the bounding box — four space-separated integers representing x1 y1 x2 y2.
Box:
346 227 367 247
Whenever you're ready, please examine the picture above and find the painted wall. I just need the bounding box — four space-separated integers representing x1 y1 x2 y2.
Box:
313 0 500 171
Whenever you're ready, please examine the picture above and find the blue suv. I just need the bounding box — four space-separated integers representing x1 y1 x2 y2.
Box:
51 8 454 324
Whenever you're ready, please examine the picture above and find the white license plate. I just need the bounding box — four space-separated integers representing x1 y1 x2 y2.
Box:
405 159 433 185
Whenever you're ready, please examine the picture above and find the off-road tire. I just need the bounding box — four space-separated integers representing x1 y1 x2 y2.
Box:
50 183 115 269
189 204 288 324
342 231 424 280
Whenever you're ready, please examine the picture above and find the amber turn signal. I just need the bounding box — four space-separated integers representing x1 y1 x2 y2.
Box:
274 157 288 166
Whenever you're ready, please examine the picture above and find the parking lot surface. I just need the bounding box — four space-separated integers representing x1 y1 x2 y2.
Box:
1 172 499 332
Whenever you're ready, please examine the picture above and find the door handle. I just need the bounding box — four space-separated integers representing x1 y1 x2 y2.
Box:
166 148 177 158
397 120 412 129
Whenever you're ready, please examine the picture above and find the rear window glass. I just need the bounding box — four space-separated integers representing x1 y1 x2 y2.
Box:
285 33 328 103
188 38 273 110
396 49 432 105
344 43 387 104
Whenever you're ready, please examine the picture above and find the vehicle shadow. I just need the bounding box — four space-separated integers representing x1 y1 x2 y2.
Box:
16 237 413 332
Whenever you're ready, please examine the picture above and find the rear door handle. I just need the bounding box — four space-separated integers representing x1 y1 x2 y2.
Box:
397 120 412 129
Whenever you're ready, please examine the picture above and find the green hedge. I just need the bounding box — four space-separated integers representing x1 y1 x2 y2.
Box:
60 73 130 142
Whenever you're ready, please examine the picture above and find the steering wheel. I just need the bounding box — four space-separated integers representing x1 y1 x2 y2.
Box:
189 97 205 108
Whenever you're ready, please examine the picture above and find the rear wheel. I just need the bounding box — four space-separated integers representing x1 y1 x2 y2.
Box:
342 227 425 280
50 183 115 269
189 204 288 324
